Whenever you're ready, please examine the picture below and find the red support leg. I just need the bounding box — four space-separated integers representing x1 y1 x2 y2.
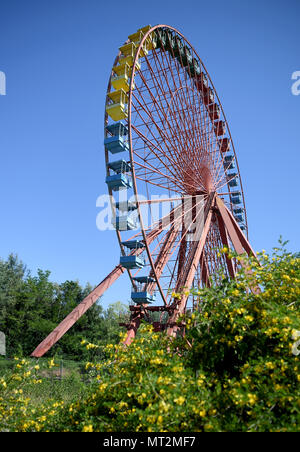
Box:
167 204 213 337
216 209 236 279
200 251 211 287
216 196 260 294
31 265 126 357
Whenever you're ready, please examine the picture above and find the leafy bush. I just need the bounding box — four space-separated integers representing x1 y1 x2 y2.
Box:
1 241 299 432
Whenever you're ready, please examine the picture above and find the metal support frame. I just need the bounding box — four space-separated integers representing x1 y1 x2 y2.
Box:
166 200 214 337
31 195 260 356
31 214 173 357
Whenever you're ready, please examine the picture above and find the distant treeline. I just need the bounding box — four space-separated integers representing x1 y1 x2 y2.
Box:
0 254 129 360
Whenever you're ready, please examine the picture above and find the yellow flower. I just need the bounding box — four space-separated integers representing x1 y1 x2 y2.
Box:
223 298 231 305
247 394 258 405
99 383 108 392
245 315 254 322
266 362 275 370
86 343 98 350
174 396 185 406
82 425 93 432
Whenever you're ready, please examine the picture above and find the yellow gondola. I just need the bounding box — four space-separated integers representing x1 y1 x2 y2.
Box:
137 25 157 51
111 63 134 92
138 25 152 33
106 89 128 121
128 30 151 57
119 42 141 70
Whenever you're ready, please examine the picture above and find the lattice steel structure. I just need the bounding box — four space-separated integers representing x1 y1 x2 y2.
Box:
32 25 258 357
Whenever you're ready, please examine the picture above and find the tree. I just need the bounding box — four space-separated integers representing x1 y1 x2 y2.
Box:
0 254 131 359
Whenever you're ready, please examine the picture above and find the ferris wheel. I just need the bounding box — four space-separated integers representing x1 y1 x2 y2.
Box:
31 25 258 357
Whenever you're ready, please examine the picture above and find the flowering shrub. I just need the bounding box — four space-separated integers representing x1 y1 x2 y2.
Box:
0 241 299 432
183 243 300 431
0 358 65 431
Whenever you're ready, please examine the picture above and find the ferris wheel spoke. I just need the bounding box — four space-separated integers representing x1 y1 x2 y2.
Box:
170 59 208 160
162 47 212 174
145 195 207 303
131 90 183 166
148 48 202 178
154 196 207 287
170 89 211 189
168 70 217 191
131 122 202 193
133 160 195 193
132 72 194 181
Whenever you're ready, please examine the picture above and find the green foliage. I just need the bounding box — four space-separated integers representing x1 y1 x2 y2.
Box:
0 357 87 431
0 242 299 432
0 254 129 360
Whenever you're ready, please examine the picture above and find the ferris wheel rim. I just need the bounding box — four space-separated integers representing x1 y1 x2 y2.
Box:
105 24 249 306
128 25 247 293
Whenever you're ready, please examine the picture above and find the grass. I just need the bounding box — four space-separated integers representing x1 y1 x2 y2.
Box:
0 356 90 407
23 373 88 407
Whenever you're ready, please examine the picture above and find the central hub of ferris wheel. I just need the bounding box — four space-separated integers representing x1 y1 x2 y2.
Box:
31 25 260 358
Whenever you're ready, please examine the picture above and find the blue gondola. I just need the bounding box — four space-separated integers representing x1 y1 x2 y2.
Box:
104 135 129 154
230 192 242 205
122 240 144 249
107 159 131 173
177 46 192 67
112 215 137 230
224 155 235 170
188 58 201 77
116 201 137 212
105 173 132 191
131 292 154 304
120 255 145 269
173 36 184 58
131 292 153 304
234 214 244 223
233 207 243 215
120 240 145 269
155 29 167 48
133 276 155 283
104 121 129 154
131 276 155 304
227 172 238 187
228 179 238 188
106 121 128 136
106 158 132 191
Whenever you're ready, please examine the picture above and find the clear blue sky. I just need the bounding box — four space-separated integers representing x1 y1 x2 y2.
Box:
0 0 299 309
